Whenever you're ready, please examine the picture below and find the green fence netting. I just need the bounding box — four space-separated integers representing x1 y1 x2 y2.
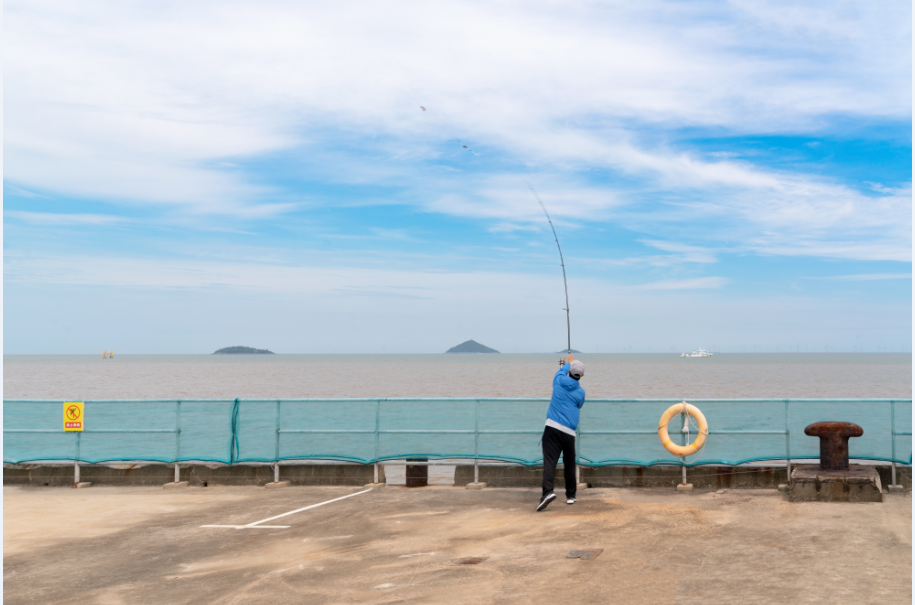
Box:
3 398 911 466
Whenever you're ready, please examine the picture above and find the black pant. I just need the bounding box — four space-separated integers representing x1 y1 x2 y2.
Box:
542 426 576 498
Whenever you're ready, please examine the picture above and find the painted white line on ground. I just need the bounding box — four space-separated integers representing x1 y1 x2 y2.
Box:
246 489 372 527
200 525 291 529
199 488 372 530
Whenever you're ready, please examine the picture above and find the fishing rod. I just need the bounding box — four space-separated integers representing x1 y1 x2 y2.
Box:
448 131 571 359
527 183 571 359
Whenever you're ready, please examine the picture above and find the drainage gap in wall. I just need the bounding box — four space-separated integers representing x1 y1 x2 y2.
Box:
203 482 208 487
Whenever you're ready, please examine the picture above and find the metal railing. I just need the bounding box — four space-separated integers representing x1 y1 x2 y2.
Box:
5 399 911 472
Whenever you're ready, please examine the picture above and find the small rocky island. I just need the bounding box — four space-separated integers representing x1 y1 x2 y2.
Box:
446 340 500 354
213 346 275 355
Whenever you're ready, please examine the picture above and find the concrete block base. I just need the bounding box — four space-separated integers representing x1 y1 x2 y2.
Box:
777 483 789 492
790 465 882 502
265 481 290 489
887 485 905 493
577 482 589 490
465 482 487 490
73 482 92 489
162 481 189 489
676 483 694 492
4 462 383 487
363 483 385 489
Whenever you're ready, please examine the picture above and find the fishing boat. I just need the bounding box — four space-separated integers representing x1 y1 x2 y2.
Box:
681 348 713 357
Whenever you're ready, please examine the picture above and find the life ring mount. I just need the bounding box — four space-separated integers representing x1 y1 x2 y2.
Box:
658 402 708 457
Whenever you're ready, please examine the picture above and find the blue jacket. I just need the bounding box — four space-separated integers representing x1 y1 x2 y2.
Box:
546 363 586 431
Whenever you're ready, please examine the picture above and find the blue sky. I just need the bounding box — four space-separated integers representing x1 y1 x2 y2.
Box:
3 0 912 354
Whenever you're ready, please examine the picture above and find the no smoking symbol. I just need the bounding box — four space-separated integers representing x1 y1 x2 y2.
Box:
66 405 81 421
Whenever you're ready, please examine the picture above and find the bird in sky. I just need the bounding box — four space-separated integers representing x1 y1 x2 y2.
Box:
420 106 426 111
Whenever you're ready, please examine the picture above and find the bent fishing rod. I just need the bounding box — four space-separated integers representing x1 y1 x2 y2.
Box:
448 132 572 359
527 183 571 359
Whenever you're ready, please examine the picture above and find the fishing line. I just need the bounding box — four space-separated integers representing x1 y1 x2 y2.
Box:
526 183 571 357
447 125 571 355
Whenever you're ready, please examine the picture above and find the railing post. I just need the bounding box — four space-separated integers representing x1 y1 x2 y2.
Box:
890 400 899 488
175 400 182 482
273 462 279 483
784 399 792 484
679 408 688 485
375 399 381 483
275 400 281 465
74 431 81 486
575 420 581 486
474 399 480 484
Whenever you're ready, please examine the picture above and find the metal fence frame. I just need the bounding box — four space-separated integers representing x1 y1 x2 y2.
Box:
5 399 912 473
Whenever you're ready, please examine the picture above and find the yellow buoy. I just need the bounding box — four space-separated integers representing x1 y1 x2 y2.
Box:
658 402 708 457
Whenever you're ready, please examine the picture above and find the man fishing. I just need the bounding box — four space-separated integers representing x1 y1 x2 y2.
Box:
537 354 586 511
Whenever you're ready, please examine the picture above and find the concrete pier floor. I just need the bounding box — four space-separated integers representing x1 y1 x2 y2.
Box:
3 485 911 604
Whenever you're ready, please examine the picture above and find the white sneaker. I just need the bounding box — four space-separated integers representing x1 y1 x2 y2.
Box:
566 497 576 505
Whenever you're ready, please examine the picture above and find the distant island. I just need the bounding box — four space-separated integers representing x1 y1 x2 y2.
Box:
446 340 500 354
213 346 275 355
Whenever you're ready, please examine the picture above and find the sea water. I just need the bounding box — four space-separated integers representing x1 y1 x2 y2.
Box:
3 353 911 400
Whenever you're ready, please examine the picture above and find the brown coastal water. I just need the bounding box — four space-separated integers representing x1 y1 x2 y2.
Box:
3 353 911 400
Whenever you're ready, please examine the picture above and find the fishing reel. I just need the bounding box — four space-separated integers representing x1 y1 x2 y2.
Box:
558 357 567 367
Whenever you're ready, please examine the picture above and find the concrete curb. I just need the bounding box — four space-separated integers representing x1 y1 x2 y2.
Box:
4 463 910 490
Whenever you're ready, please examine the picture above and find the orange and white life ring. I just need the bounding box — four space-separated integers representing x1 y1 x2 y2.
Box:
658 402 708 457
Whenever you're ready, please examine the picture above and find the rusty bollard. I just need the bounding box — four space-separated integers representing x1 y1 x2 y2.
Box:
804 422 863 471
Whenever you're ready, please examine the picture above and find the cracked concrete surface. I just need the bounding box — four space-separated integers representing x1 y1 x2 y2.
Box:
3 485 911 604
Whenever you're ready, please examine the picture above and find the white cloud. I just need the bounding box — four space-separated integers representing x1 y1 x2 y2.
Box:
3 252 908 354
807 273 912 281
682 180 913 262
4 211 129 226
3 184 49 199
426 177 626 223
627 277 727 291
487 223 542 234
640 240 718 264
5 0 909 215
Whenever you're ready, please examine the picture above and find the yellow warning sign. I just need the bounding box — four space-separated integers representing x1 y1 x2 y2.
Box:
64 402 84 431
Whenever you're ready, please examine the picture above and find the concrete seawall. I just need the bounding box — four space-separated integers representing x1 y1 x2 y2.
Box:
2 463 383 487
459 464 911 489
4 462 910 490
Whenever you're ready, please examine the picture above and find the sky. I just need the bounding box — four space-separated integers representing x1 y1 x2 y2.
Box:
3 0 912 354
